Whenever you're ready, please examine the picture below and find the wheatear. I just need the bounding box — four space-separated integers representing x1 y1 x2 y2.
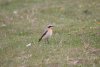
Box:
38 25 54 43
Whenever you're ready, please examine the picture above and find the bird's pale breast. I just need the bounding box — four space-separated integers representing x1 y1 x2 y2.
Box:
43 28 52 39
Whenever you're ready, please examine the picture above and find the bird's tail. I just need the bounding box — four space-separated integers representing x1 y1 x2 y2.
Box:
38 37 42 42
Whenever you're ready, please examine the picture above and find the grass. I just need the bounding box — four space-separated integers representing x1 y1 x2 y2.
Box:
0 0 100 67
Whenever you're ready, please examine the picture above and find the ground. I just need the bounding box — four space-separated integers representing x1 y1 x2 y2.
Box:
0 0 100 67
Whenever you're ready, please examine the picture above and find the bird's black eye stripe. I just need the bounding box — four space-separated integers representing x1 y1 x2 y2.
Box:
48 26 53 28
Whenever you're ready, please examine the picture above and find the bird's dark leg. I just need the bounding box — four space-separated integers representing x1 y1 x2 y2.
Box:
45 38 49 44
47 38 49 44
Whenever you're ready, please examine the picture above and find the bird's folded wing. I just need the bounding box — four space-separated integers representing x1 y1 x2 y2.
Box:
38 30 48 42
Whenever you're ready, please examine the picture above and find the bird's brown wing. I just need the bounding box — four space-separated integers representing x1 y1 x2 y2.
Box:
38 30 48 42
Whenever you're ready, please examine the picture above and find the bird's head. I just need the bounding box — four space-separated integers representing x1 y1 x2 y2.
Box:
47 25 54 28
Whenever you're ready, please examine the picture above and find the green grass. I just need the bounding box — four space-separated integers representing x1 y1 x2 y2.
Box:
0 0 100 67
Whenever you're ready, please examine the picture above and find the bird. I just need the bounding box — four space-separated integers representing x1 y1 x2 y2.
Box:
38 25 54 43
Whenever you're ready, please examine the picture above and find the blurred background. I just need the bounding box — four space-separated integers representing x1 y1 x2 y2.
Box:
0 0 100 67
